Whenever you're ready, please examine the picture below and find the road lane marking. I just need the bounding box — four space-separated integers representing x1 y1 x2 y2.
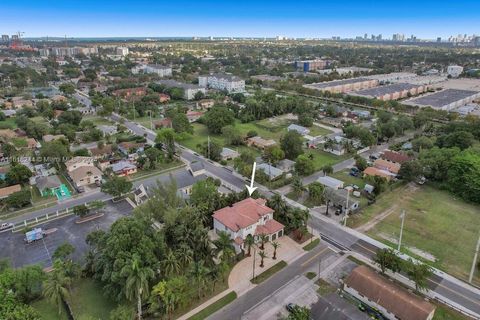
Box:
301 247 329 267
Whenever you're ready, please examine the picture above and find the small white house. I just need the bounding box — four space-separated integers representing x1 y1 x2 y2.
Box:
317 176 344 190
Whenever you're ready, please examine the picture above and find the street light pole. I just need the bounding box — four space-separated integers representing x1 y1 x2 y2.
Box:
398 210 406 251
468 230 480 283
252 246 257 281
343 188 351 227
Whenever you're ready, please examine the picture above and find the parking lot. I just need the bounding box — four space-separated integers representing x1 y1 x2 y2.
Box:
0 200 133 268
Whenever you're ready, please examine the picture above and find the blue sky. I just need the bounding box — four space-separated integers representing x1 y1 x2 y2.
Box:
1 0 479 39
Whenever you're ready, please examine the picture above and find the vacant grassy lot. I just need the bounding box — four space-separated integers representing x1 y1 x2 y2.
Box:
68 278 117 320
304 149 350 171
358 184 480 285
31 299 69 320
330 169 366 189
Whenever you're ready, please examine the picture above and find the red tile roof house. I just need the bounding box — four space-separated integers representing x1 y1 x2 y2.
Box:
212 198 284 253
381 150 412 165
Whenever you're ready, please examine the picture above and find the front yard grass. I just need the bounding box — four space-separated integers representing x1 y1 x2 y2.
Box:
303 238 320 251
304 149 350 171
187 291 237 320
31 299 69 320
433 303 472 320
358 184 480 285
251 260 287 284
329 169 366 189
68 278 118 320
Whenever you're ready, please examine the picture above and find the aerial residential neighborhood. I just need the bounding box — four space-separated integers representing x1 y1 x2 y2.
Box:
0 2 480 320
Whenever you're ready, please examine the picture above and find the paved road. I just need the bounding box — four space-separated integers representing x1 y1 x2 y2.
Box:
209 244 337 320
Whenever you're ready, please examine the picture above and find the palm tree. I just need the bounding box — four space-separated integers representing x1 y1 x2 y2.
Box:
161 250 180 277
42 268 71 315
189 261 210 299
267 194 287 216
245 234 255 256
271 241 280 260
213 231 235 263
175 245 193 268
259 251 268 268
259 234 269 250
321 164 333 176
121 254 155 320
292 177 305 197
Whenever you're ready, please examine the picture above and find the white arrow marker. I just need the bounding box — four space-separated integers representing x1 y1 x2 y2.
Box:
245 162 258 196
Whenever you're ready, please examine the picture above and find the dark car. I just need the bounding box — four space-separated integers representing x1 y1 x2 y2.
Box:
286 303 296 313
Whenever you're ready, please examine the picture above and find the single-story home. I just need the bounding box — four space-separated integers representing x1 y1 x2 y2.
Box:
153 118 172 129
381 150 412 165
186 110 204 123
36 175 63 197
276 159 296 173
89 144 113 159
247 136 276 150
118 142 145 156
363 167 395 181
343 265 436 320
42 134 66 143
188 161 206 177
373 159 401 175
317 176 344 190
287 124 310 136
111 160 137 177
257 163 283 180
98 125 118 137
220 147 240 161
66 156 95 172
325 188 359 213
0 184 21 199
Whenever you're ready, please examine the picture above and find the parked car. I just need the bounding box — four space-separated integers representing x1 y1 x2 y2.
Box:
0 223 13 231
286 303 296 313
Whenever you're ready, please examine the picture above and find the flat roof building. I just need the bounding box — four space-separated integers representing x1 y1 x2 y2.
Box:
198 73 245 93
405 89 480 111
350 83 428 101
304 78 379 94
157 80 206 100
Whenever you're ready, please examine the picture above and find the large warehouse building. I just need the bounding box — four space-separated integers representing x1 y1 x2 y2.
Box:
303 77 379 94
349 83 428 101
404 89 480 111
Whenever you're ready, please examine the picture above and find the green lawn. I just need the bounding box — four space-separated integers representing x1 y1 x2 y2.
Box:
305 272 317 280
360 185 480 285
330 169 366 189
307 125 333 137
31 299 69 320
251 260 287 284
68 278 118 320
304 149 350 171
303 238 320 251
433 303 472 320
0 117 18 129
188 291 237 320
82 115 114 126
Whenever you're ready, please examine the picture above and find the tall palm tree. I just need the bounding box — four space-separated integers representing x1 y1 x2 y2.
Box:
213 231 235 263
271 241 280 260
161 250 180 277
121 254 155 320
245 234 255 256
259 251 268 268
268 194 287 216
42 268 71 315
292 177 305 197
189 260 210 299
175 245 193 268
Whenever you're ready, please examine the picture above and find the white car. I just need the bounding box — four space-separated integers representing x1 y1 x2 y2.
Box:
0 223 13 231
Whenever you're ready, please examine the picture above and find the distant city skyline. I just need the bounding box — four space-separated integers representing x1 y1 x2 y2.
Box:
1 0 479 39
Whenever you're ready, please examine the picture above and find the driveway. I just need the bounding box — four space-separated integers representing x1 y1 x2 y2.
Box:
228 236 305 294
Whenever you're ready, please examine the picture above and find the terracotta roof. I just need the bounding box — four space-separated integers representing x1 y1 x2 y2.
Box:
255 219 284 235
374 159 401 174
0 184 21 198
382 150 412 164
344 266 435 320
213 198 273 232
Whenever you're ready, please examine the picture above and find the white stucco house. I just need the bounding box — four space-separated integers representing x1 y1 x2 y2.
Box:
212 198 284 253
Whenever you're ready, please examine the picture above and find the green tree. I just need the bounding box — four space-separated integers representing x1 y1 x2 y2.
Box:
189 261 210 299
287 305 311 320
101 176 133 198
405 260 433 292
354 155 368 172
213 231 235 263
156 128 176 161
307 182 325 205
5 164 33 185
263 145 285 165
5 190 31 209
259 251 267 268
222 125 244 146
59 83 75 95
203 106 235 134
245 234 255 256
271 241 280 260
295 154 315 175
121 254 155 320
373 248 403 274
399 160 423 182
281 131 304 160
291 176 305 197
52 242 75 261
73 204 89 217
42 263 71 315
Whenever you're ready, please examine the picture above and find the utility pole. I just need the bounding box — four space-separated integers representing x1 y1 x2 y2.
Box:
252 246 257 281
469 230 480 283
318 257 322 278
343 188 351 227
398 210 406 251
207 136 211 160
149 110 153 131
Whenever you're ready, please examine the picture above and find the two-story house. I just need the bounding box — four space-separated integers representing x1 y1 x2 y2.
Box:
213 198 284 253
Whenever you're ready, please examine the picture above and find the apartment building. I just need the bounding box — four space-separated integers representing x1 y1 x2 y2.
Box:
294 59 331 72
157 80 206 100
132 64 172 77
198 73 245 93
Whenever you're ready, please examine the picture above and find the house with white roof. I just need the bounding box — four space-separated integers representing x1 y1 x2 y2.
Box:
287 124 310 136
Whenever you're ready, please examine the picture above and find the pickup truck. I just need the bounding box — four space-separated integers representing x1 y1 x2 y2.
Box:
25 228 45 244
